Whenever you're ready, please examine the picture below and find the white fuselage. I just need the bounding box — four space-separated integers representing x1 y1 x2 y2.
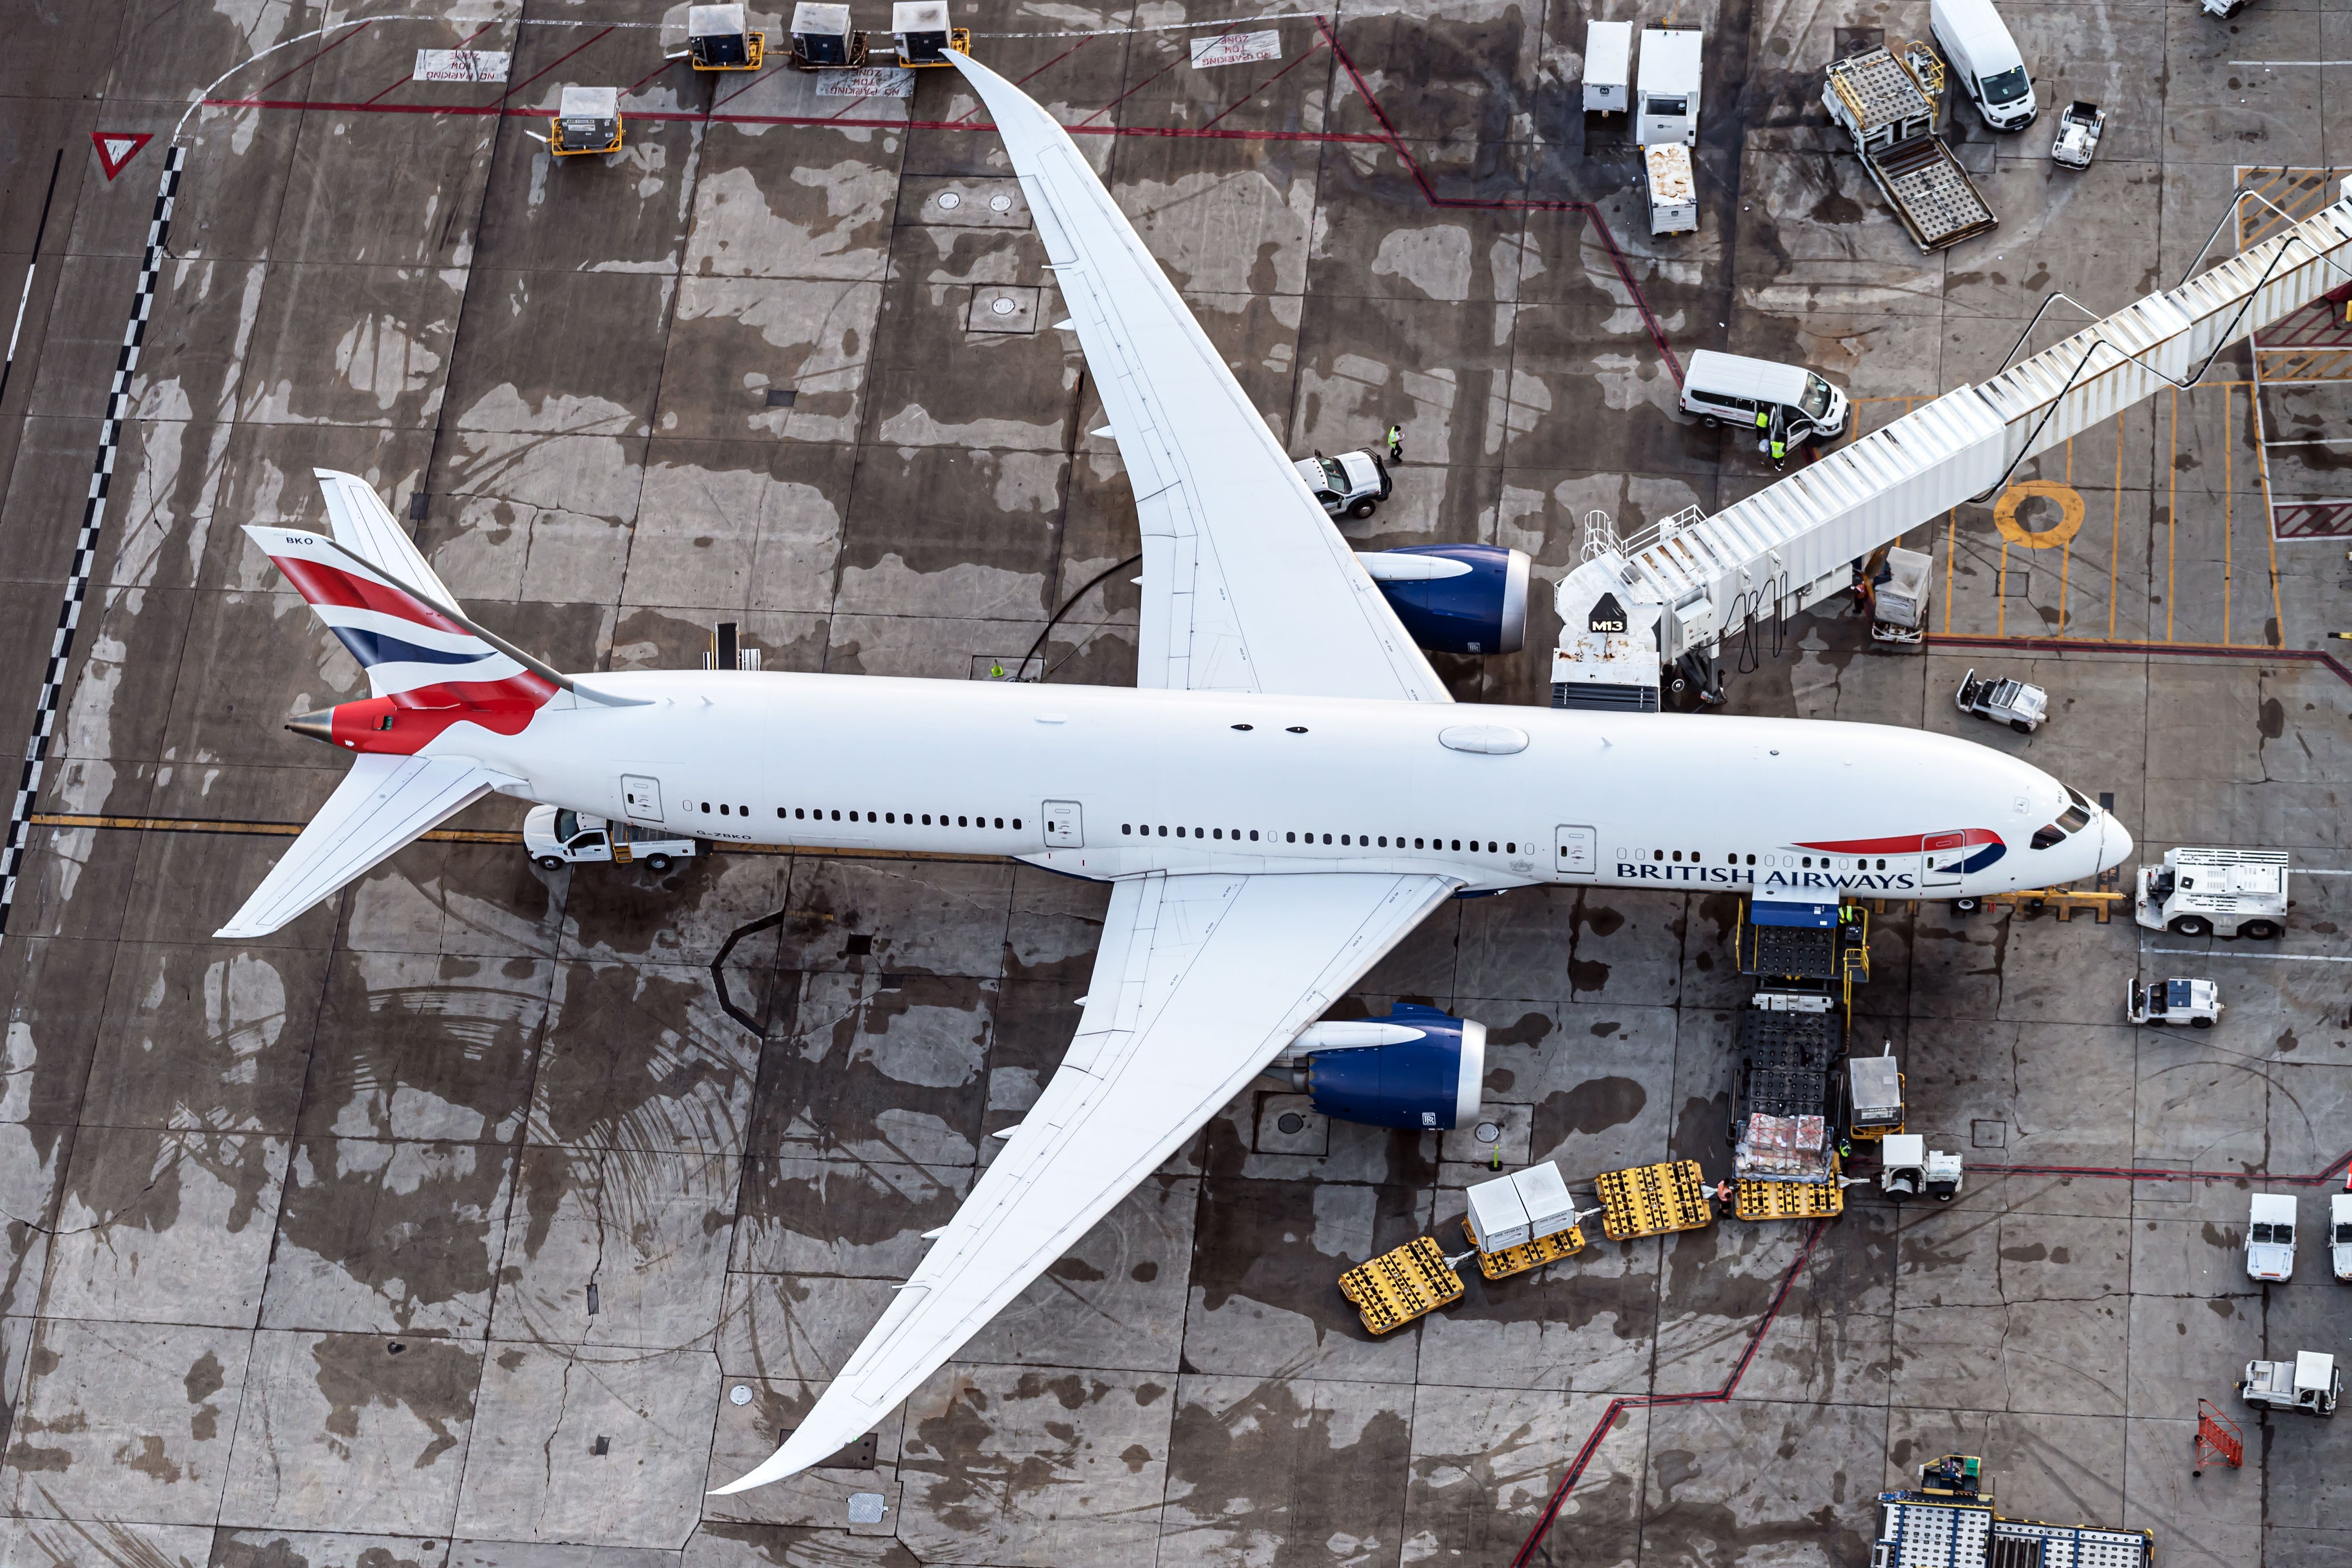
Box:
417 673 2129 899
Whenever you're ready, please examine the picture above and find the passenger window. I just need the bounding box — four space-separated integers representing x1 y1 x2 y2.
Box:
1322 834 1332 845
1286 832 1295 842
1249 830 1258 841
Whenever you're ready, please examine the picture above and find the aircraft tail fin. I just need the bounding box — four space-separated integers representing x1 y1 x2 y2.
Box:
313 469 462 615
246 523 564 711
213 753 515 938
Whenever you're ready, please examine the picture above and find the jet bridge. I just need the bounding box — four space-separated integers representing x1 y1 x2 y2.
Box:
1553 179 2352 710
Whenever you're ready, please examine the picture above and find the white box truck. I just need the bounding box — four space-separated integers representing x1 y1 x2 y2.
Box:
1584 22 1632 114
1636 27 1703 147
1930 0 2038 132
1644 143 1697 236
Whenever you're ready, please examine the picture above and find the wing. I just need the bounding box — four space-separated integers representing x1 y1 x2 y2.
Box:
713 868 1461 1492
949 53 1449 704
214 753 512 938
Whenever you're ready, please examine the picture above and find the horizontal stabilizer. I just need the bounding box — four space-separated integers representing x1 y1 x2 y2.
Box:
213 754 513 938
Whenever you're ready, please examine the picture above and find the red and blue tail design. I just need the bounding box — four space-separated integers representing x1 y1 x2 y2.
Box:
249 526 556 711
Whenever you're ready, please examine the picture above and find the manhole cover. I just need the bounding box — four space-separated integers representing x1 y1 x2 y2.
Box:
990 192 1012 211
1475 1121 1503 1144
937 190 962 209
1276 1112 1306 1135
848 1493 889 1525
729 1384 753 1406
990 296 1017 316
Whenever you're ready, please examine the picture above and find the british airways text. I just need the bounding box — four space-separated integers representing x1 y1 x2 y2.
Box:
1613 862 1921 891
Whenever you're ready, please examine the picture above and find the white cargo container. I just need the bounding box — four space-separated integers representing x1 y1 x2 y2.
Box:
1511 1161 1578 1239
1644 143 1697 236
1584 22 1632 114
1637 27 1703 147
1463 1172 1532 1253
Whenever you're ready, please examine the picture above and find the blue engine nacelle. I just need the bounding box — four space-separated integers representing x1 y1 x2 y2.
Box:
1357 544 1531 655
1288 1004 1486 1131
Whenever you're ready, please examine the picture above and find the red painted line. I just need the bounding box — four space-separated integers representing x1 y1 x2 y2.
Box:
254 18 374 96
1011 33 1095 89
199 95 1391 144
1314 17 1684 387
357 19 498 109
626 56 680 96
1197 37 1322 135
1508 1219 1830 1568
1503 1131 2352 1566
508 24 615 97
1073 50 1185 126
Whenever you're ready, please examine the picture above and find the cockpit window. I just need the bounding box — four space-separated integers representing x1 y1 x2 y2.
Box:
2055 803 2092 833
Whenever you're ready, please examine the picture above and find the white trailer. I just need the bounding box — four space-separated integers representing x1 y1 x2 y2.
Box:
2134 846 2288 939
2332 1190 2352 1282
1583 21 1632 114
1636 27 1703 147
1644 143 1697 236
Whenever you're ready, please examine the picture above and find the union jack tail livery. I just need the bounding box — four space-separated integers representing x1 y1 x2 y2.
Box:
214 472 573 941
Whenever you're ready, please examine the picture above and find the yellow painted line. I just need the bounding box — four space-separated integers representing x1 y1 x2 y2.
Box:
2059 438 2074 636
25 814 995 865
2166 388 2178 644
1941 509 1957 633
1995 537 2009 637
2110 412 2123 641
2253 381 2286 646
2223 384 2234 646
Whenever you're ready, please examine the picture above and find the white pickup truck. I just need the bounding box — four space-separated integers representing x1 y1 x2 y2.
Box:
2246 1192 2297 1282
523 806 698 872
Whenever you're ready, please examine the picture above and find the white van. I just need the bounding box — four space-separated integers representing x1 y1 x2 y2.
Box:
1679 349 1850 450
1931 0 2037 132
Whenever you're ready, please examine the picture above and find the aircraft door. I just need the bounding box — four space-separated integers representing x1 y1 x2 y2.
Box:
1042 800 1084 848
622 775 662 821
1555 824 1597 877
1922 830 1966 888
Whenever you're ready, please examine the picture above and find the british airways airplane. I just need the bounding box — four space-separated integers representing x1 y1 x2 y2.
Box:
217 55 2131 1489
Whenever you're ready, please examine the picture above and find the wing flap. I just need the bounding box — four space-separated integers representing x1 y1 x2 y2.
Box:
213 754 512 939
713 868 1461 1492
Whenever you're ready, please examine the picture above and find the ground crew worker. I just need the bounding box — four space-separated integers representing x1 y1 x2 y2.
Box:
1386 423 1403 462
1763 407 1789 469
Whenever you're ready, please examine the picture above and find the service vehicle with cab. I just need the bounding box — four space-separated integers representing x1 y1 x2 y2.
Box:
2134 846 2288 939
1955 667 2046 733
1294 450 1392 520
524 806 698 872
2241 1352 2338 1416
2332 1190 2352 1283
2246 1192 2297 1282
2127 976 2221 1028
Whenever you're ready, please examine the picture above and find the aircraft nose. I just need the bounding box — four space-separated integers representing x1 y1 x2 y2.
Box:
2098 814 2134 875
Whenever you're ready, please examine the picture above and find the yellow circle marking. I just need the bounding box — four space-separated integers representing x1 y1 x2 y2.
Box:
1994 480 2084 549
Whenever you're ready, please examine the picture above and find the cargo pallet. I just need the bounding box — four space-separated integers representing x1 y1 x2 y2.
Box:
1735 1155 1846 1221
1821 46 1997 254
1462 1217 1585 1280
1596 1159 1713 1239
1338 1236 1462 1333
